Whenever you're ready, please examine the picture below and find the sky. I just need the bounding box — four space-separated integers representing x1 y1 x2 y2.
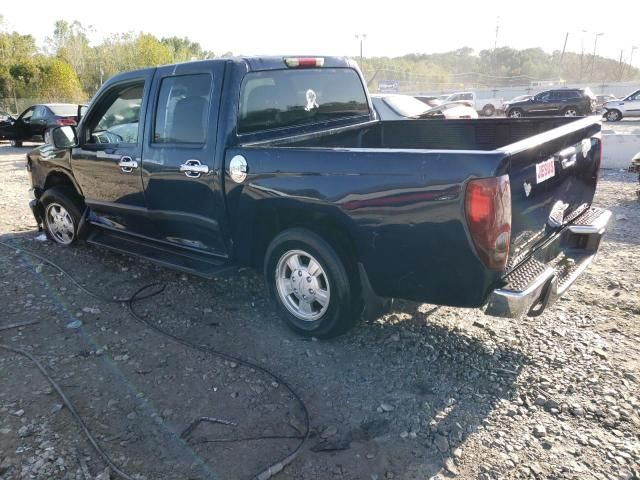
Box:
2 0 639 66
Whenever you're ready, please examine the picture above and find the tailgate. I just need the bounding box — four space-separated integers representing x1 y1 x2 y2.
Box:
501 116 602 271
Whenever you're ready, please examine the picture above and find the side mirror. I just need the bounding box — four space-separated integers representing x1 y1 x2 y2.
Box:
47 125 78 148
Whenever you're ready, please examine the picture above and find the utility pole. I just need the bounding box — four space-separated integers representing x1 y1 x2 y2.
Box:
355 33 367 62
627 46 639 80
578 30 587 83
589 32 604 81
617 49 625 81
493 17 500 84
558 32 569 78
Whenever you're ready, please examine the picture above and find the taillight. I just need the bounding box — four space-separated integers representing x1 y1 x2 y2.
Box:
284 57 325 68
56 118 76 126
465 175 511 270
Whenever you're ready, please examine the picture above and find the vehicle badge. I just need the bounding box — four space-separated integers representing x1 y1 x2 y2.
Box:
305 89 319 111
523 182 532 197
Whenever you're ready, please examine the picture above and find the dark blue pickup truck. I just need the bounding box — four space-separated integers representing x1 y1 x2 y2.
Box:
27 56 611 337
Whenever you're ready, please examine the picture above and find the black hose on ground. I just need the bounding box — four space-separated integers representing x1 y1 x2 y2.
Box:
0 239 310 480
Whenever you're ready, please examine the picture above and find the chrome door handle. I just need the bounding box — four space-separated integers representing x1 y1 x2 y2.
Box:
180 159 209 178
118 156 138 173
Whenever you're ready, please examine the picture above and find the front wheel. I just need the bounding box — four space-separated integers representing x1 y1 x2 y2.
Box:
508 108 524 118
41 188 83 246
563 106 580 117
264 228 359 338
604 109 622 122
10 140 23 147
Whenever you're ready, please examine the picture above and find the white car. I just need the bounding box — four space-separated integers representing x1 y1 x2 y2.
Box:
440 91 504 117
371 94 478 120
603 89 640 122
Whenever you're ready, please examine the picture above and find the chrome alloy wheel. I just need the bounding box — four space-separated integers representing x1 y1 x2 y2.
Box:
45 203 75 245
275 249 331 322
564 108 578 117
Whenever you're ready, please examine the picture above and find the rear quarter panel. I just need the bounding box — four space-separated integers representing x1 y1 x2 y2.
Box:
223 146 508 307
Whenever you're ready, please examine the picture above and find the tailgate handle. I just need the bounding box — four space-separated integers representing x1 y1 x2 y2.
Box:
557 147 577 170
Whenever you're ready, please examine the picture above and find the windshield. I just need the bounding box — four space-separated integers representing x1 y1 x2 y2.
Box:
48 104 79 116
381 95 430 117
238 68 369 134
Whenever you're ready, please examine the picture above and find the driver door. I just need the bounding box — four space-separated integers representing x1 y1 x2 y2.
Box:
8 106 34 140
71 72 156 236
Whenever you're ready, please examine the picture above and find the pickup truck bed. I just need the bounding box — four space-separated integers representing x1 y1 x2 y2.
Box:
227 116 604 312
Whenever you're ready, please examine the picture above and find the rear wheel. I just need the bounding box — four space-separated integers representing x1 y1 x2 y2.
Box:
508 108 524 118
482 104 495 116
605 109 622 122
264 228 358 338
41 188 83 246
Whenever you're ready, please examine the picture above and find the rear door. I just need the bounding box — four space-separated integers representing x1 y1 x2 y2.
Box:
140 62 228 256
624 90 640 117
29 106 48 138
71 72 155 235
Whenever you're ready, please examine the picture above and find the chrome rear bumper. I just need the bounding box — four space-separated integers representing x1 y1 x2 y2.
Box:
485 207 611 318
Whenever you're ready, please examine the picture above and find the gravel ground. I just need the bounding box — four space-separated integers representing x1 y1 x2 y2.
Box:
0 142 639 480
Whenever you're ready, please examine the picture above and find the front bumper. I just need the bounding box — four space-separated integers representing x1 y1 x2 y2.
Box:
485 207 611 318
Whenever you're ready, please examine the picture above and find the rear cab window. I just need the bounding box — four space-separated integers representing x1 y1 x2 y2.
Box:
237 68 370 135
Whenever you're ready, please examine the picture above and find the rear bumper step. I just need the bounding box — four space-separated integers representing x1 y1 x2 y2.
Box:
485 207 611 318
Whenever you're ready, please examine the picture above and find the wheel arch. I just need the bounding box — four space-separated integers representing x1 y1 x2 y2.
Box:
249 204 360 273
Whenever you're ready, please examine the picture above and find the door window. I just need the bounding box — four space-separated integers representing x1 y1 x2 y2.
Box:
153 74 212 144
19 107 35 121
85 82 144 145
536 92 551 101
32 106 47 120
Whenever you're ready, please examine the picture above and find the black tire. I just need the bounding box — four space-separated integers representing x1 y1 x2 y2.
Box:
10 140 23 147
508 108 524 118
264 228 359 338
563 106 580 117
604 109 622 122
482 104 495 116
40 187 83 246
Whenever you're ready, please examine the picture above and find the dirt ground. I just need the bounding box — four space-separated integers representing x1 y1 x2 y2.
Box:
0 141 638 480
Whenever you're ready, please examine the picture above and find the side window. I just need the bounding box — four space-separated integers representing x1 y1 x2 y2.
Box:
20 108 34 122
153 74 212 144
462 93 473 101
32 106 47 120
630 92 640 101
85 82 144 145
537 92 551 101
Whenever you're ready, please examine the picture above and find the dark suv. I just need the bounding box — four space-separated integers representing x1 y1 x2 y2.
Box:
506 88 596 118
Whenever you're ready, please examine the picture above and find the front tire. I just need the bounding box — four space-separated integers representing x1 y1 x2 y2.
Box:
264 228 358 338
605 109 622 122
508 108 524 118
10 140 23 147
563 106 580 117
41 188 83 246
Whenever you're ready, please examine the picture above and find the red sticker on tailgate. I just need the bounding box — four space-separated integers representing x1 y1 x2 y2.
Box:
536 158 555 184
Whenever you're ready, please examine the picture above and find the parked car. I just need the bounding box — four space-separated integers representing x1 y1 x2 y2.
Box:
371 94 478 120
603 89 640 122
0 110 15 125
0 104 82 147
414 95 443 107
595 94 617 111
28 56 610 338
440 91 504 116
506 88 597 118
